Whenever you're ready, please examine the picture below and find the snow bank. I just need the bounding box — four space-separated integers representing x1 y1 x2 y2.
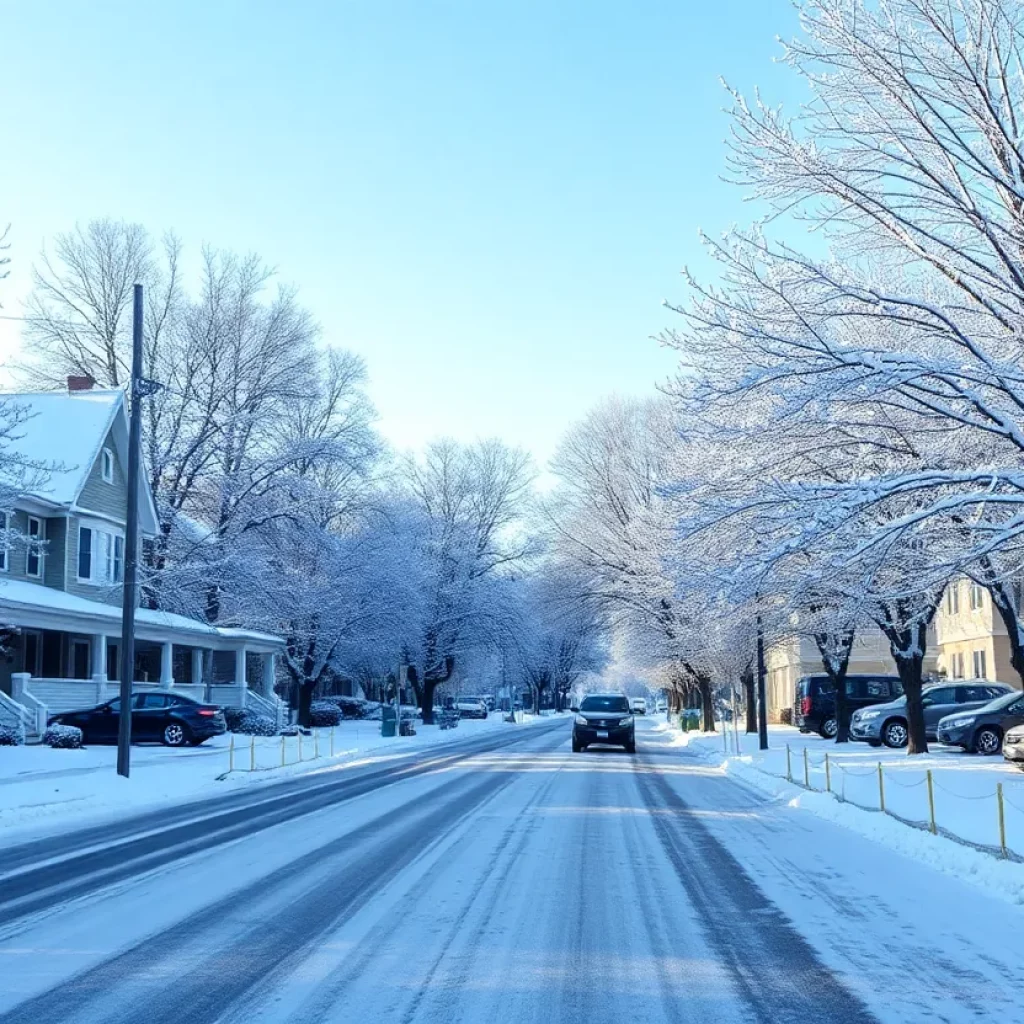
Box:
0 712 553 843
675 723 1024 905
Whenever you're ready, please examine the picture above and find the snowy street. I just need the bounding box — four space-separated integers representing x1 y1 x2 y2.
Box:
2 717 1023 1023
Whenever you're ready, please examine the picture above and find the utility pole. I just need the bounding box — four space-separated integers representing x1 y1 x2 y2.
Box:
756 611 769 751
117 285 144 778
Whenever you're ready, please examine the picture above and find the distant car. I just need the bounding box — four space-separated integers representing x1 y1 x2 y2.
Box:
483 695 496 712
456 697 488 719
850 682 1012 748
630 697 647 715
572 693 635 753
655 700 667 714
48 690 226 747
937 689 1024 754
795 674 904 738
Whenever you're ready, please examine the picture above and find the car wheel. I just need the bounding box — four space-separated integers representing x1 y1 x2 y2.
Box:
162 722 189 747
882 719 909 748
974 727 1002 755
820 718 838 739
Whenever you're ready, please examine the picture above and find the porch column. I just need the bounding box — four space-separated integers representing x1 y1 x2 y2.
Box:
91 633 108 701
261 652 276 697
234 646 248 708
191 648 204 688
160 641 174 687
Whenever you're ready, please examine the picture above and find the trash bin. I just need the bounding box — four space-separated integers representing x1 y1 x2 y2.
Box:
381 706 397 737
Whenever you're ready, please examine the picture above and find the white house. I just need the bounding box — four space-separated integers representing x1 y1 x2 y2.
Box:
0 383 285 740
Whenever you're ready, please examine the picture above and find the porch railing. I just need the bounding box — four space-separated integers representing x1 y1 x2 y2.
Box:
0 690 34 741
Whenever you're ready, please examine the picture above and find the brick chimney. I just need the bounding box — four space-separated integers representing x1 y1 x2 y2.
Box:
67 374 96 392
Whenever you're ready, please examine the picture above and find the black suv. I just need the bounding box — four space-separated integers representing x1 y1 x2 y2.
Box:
794 674 904 738
572 694 635 753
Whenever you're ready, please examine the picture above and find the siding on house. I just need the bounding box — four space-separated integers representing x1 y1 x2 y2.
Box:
76 426 127 523
3 509 66 586
934 580 1020 688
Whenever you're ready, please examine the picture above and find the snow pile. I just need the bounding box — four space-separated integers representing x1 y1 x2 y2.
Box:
674 723 1024 904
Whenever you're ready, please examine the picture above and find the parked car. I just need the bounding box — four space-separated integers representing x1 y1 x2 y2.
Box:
630 697 647 715
48 690 227 747
572 693 635 753
794 674 904 738
1003 725 1024 768
850 681 1012 748
482 695 496 712
655 700 668 714
456 697 488 719
937 689 1024 754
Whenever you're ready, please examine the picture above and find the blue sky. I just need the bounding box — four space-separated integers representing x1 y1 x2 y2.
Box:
0 0 801 468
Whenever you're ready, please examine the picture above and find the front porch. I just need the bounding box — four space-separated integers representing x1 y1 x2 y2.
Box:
0 579 285 740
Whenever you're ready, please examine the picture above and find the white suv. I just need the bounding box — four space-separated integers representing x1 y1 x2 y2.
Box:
630 697 647 715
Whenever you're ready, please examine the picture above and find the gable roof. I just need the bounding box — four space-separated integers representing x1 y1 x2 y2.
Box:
0 389 159 535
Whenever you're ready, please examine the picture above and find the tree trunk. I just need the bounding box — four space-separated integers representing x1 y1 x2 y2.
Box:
742 665 757 733
296 680 314 728
813 629 854 743
696 675 716 732
421 678 438 723
896 655 927 754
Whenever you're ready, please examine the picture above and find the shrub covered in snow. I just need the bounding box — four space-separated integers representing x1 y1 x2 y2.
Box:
224 708 277 736
0 723 25 746
320 695 375 719
309 700 342 727
43 723 83 749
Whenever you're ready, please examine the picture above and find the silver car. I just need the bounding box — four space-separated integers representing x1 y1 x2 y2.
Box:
850 681 1012 748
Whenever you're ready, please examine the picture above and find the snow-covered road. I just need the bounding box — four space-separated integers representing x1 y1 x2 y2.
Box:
1 718 1023 1023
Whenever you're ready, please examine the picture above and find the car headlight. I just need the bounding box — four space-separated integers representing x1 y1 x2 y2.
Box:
1007 729 1024 743
945 716 975 730
575 715 588 726
619 716 634 728
860 710 881 721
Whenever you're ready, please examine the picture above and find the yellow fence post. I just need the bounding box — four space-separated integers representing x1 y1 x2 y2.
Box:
330 726 335 757
878 763 886 814
280 733 286 768
926 769 937 834
998 783 1008 858
229 733 234 773
314 729 320 759
824 753 832 793
786 744 792 782
250 733 255 772
803 747 810 788
298 730 303 761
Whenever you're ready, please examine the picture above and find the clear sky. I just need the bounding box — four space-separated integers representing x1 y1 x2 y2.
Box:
0 0 801 469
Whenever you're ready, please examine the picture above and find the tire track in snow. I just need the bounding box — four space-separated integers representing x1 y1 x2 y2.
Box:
0 731 569 1024
634 760 878 1024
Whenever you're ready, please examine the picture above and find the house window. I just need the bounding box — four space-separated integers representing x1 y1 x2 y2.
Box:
970 584 984 610
946 583 960 615
71 639 91 680
0 511 9 572
973 649 988 679
78 525 124 583
26 517 44 577
78 526 92 579
952 652 965 679
101 448 114 483
22 630 41 676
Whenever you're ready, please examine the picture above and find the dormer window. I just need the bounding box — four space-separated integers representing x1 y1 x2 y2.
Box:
101 448 114 483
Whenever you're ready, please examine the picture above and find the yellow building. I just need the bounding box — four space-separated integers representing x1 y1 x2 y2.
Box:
934 579 1020 689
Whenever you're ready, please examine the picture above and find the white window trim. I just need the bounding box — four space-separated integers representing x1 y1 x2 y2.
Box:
970 584 984 611
26 516 44 578
77 523 125 585
101 448 114 484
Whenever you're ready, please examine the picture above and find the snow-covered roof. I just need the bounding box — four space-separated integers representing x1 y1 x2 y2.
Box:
0 388 159 535
0 578 283 651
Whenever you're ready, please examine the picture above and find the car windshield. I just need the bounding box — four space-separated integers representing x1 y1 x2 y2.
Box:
580 696 630 713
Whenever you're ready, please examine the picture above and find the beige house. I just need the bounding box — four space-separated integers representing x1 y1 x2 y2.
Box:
934 579 1021 689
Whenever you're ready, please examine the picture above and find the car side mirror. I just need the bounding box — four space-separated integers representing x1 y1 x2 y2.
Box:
921 697 933 707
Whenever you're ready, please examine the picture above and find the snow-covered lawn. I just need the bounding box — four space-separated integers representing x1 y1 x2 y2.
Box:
0 712 552 843
666 719 1024 903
